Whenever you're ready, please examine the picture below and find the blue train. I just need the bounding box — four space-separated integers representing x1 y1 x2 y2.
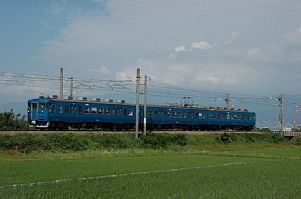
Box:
27 96 256 130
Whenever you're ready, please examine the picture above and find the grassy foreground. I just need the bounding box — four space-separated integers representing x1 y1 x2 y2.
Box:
0 133 300 198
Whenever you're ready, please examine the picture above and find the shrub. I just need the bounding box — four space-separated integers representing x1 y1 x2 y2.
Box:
140 133 187 149
217 133 233 144
290 137 301 145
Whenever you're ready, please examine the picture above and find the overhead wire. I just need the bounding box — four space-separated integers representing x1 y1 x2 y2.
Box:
1 71 301 128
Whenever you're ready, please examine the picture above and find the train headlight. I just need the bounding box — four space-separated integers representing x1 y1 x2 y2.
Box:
31 120 36 125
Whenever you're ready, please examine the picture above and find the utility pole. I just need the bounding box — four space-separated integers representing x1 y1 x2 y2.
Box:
278 94 284 132
69 77 73 99
225 94 231 110
143 75 148 135
59 68 63 100
135 68 141 138
292 103 298 131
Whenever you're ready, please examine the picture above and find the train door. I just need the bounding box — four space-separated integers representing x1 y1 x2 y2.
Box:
70 103 78 123
31 102 38 121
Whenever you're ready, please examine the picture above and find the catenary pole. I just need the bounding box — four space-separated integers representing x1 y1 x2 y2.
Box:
59 68 63 100
135 68 141 138
143 75 147 135
279 94 284 133
70 77 73 99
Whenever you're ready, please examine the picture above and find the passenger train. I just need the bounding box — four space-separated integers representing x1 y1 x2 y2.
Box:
27 96 256 131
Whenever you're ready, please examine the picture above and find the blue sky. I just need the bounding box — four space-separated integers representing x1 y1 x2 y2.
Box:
1 0 301 126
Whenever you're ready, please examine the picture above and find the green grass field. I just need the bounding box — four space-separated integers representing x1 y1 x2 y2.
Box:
0 144 300 199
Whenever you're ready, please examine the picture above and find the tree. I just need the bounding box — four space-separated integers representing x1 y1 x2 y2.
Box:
0 109 28 130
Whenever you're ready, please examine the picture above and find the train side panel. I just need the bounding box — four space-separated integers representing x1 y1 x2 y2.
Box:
28 98 255 130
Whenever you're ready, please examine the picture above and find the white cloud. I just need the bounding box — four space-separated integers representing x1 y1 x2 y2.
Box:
90 65 111 78
284 28 301 44
172 41 214 55
173 31 241 55
115 67 136 80
174 45 186 53
114 58 257 91
34 0 301 97
247 48 260 58
224 31 241 44
190 41 213 50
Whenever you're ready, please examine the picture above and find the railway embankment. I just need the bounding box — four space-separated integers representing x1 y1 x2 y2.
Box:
0 132 300 154
0 130 293 135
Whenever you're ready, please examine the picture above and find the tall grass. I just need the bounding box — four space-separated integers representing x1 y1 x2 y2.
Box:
0 132 298 154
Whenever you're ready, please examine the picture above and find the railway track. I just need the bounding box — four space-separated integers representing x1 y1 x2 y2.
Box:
0 130 273 135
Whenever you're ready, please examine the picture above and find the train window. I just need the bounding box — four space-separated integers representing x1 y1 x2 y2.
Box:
59 106 64 113
116 109 122 115
112 109 116 115
32 103 38 109
84 107 90 114
98 108 103 114
148 111 154 117
91 107 97 114
127 110 133 116
64 106 69 113
226 114 230 120
188 113 191 118
79 107 84 113
198 113 203 118
72 107 77 114
105 109 111 115
48 103 52 112
241 115 249 120
234 115 241 120
39 103 46 108
154 111 159 116
167 112 172 117
182 112 187 118
177 112 182 118
27 103 31 110
209 114 217 119
47 103 52 112
52 105 56 113
217 114 226 119
231 115 240 120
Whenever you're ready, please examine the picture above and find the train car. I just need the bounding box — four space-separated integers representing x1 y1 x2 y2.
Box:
27 96 256 130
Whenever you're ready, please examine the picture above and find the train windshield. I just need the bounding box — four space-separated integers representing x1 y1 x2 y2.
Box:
28 102 49 109
38 103 46 108
32 103 37 109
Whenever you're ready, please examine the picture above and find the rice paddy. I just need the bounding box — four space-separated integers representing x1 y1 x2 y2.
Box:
0 145 300 199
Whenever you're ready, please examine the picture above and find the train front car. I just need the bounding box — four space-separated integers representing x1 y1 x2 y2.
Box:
27 97 51 129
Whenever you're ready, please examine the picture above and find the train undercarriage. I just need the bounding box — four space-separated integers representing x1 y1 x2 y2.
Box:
32 121 254 131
